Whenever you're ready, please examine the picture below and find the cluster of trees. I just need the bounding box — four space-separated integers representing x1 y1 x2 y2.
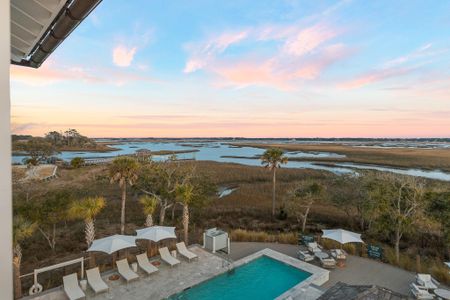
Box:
285 171 449 264
12 155 215 298
13 129 96 166
44 129 96 148
258 148 448 265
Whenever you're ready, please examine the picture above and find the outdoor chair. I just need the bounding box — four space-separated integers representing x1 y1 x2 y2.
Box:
410 283 435 299
297 250 314 262
86 267 109 295
159 247 181 267
307 242 323 253
63 273 86 300
136 253 159 275
330 249 347 260
416 273 439 290
176 242 198 262
116 258 139 283
319 257 337 269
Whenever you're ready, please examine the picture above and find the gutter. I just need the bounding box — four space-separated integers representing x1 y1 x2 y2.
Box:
11 0 102 68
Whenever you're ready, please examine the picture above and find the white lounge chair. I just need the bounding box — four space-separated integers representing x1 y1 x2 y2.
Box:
307 242 323 253
136 253 159 275
410 283 435 299
176 242 198 262
416 273 439 290
330 249 347 260
319 257 337 269
86 267 109 295
63 273 85 300
159 247 180 267
116 258 139 283
297 250 314 262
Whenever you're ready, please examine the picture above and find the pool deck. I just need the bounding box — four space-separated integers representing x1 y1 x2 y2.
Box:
25 242 432 300
228 242 415 296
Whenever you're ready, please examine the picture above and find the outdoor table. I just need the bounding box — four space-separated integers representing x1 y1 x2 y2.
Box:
314 252 329 260
435 289 450 300
336 259 346 268
131 262 138 273
79 279 87 291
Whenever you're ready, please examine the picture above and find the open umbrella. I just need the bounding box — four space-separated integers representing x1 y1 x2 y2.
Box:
136 226 177 256
87 234 137 255
445 262 450 268
322 229 364 245
136 226 176 242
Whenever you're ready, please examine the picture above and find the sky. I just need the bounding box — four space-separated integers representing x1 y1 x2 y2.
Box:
10 0 450 138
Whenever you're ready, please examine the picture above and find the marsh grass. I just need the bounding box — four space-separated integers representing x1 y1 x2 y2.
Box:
230 229 297 244
233 143 450 172
12 160 450 292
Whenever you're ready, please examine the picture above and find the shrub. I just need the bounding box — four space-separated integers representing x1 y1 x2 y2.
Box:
70 157 85 169
230 229 296 244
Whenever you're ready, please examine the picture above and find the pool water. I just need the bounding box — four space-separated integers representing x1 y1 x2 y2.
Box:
169 256 311 300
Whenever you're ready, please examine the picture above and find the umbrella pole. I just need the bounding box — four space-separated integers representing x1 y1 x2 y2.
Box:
147 241 151 257
112 252 117 269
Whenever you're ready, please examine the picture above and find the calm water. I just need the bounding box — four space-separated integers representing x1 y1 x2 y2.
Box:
12 141 450 181
169 256 311 300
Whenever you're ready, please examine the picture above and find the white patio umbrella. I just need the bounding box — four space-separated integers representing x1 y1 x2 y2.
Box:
136 226 176 242
321 229 364 245
445 262 450 268
87 234 138 255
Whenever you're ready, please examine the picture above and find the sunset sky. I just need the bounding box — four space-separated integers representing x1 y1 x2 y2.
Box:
10 0 450 138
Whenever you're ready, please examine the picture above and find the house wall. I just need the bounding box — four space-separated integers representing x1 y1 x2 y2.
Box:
0 0 13 298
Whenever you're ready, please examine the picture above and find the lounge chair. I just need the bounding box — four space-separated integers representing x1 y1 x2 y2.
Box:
410 283 435 299
297 250 314 262
136 253 159 275
319 257 337 269
330 249 347 260
416 273 439 290
116 258 139 283
159 247 180 267
176 242 198 262
86 267 109 295
63 273 85 300
307 242 323 253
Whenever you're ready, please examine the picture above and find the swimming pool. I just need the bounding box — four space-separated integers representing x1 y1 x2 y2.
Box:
169 255 311 300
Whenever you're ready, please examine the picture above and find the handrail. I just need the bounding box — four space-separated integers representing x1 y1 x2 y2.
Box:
27 257 85 295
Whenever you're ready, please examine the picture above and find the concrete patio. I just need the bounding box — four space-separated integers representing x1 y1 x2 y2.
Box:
26 241 432 299
228 242 415 295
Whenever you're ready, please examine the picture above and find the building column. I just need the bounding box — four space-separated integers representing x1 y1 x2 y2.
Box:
0 1 13 299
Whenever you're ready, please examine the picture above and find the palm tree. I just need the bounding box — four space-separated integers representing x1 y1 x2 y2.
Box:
109 157 139 234
139 195 158 227
261 148 288 216
68 196 106 247
176 183 195 244
13 216 37 299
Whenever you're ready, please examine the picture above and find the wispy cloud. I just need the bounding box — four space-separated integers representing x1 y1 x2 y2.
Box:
10 60 156 86
183 21 351 90
339 44 448 89
113 45 137 67
183 30 249 73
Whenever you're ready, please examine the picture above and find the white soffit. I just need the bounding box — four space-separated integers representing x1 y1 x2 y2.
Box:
10 0 67 62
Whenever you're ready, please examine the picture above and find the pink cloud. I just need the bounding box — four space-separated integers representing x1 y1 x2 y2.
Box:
184 30 249 73
339 44 448 89
112 45 137 67
339 67 416 89
10 60 156 86
282 24 338 57
210 43 353 89
183 22 349 89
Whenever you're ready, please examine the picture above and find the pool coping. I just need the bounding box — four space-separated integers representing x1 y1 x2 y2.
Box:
232 248 330 300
